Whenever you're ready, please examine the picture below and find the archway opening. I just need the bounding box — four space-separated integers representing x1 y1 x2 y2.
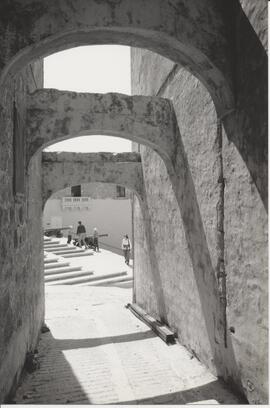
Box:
42 44 134 285
43 44 133 151
0 2 266 403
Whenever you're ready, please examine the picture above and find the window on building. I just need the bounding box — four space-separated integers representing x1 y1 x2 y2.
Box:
71 185 81 197
116 185 126 198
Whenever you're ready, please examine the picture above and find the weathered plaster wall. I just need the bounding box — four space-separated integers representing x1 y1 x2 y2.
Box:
222 0 268 403
131 1 267 402
0 61 44 402
131 49 224 371
27 90 177 175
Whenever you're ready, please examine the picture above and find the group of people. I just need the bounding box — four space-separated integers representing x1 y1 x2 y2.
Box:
71 221 132 264
76 221 99 252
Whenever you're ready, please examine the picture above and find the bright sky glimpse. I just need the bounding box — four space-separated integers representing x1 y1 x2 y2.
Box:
44 45 132 153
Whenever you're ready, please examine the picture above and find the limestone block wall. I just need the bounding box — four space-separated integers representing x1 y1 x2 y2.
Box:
131 1 267 403
131 50 222 371
223 0 268 403
0 61 44 401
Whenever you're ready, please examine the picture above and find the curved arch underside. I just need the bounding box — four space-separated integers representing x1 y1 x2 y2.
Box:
27 89 178 173
0 0 234 115
42 151 144 204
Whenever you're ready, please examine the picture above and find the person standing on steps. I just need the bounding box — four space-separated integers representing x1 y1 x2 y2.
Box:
76 221 86 248
122 234 131 265
93 227 99 252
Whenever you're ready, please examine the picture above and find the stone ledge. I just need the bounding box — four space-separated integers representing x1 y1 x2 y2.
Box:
42 151 141 163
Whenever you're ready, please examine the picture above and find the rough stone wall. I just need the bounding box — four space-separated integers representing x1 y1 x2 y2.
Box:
0 0 234 117
131 1 267 403
132 49 221 370
223 0 268 403
0 60 44 402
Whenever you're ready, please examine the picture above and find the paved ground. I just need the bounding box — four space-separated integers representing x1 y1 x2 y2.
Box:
61 239 133 276
14 252 242 405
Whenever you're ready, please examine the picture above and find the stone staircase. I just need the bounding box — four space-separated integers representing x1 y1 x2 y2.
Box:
44 237 133 287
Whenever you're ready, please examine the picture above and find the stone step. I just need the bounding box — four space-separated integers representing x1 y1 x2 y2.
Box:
44 244 68 249
44 246 69 252
44 240 64 244
61 251 93 258
44 246 73 252
44 265 82 276
43 240 61 245
47 271 127 286
43 237 51 242
45 270 94 283
80 275 133 287
44 257 59 264
45 248 86 255
113 280 134 288
44 261 70 270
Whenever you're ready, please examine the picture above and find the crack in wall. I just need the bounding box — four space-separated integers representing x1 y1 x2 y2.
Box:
156 64 180 97
216 119 227 348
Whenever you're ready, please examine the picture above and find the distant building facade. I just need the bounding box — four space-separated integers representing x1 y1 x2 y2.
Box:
43 182 132 251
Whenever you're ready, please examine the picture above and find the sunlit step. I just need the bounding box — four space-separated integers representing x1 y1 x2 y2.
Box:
62 251 93 258
45 248 86 255
45 266 82 276
47 271 127 286
80 276 133 287
44 257 59 264
44 244 68 249
45 269 93 282
44 262 70 270
44 246 75 252
43 240 61 246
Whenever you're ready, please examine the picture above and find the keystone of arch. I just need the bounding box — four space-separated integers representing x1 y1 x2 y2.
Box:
27 89 178 174
42 151 144 205
0 0 234 115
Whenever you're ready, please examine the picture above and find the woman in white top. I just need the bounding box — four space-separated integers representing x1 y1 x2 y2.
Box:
121 234 132 265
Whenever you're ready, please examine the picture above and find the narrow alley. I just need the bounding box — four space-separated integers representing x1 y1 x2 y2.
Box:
13 245 242 405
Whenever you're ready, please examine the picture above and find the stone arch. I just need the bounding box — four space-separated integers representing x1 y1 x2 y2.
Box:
27 89 178 176
42 151 144 206
0 0 233 116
